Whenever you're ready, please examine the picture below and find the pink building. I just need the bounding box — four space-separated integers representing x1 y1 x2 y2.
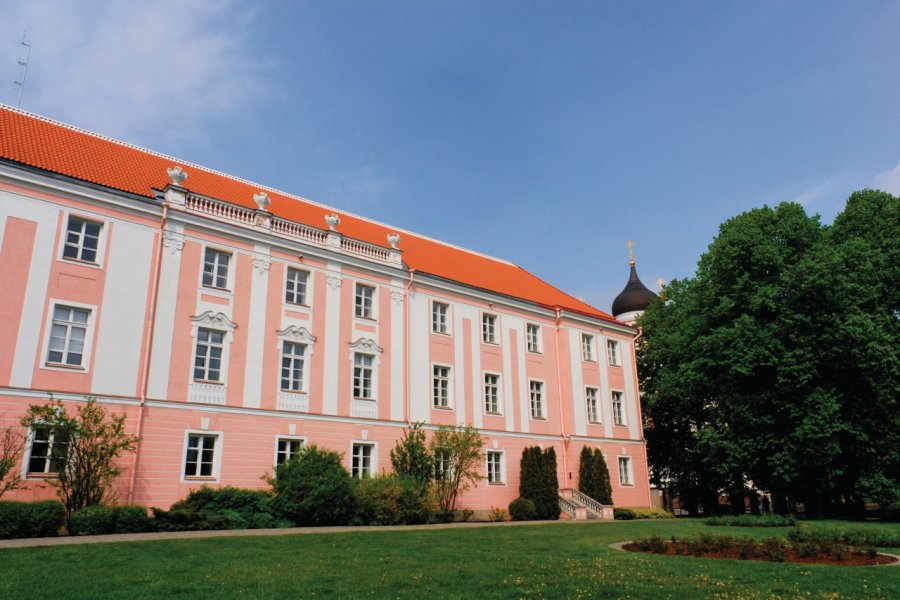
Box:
0 106 650 514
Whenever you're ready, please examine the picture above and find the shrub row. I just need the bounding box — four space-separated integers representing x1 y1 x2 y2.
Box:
70 505 152 535
614 507 674 520
630 533 873 562
704 514 796 527
0 500 65 539
787 527 900 549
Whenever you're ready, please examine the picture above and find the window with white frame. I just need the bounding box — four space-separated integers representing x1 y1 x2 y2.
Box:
607 339 621 366
433 365 451 408
618 456 633 486
275 437 305 465
353 353 374 399
202 248 231 290
529 380 545 419
486 450 504 484
526 323 541 353
62 216 102 263
586 387 600 423
285 267 309 305
483 373 500 414
482 313 497 344
432 301 449 334
193 328 225 381
612 391 625 425
355 284 375 319
434 448 452 481
47 305 91 367
581 334 595 361
184 433 218 478
25 426 66 475
280 341 306 391
351 443 374 477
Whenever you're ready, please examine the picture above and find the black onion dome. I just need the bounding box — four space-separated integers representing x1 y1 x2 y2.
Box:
611 264 657 318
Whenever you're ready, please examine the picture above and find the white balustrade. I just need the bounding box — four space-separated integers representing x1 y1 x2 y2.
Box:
189 382 227 405
277 391 310 413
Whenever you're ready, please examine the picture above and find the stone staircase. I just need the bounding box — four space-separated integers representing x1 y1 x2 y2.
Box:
559 488 614 520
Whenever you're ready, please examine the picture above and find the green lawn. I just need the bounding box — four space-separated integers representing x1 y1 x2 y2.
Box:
1 519 897 599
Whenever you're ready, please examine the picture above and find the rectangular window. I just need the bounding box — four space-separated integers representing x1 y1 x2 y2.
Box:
618 456 633 486
526 324 541 353
486 451 504 484
612 391 625 426
280 342 306 391
275 437 305 465
607 339 621 366
202 248 231 289
47 305 90 367
434 448 452 481
484 373 500 414
26 427 66 475
355 284 375 319
351 443 374 478
285 267 309 305
433 365 451 408
586 387 600 423
184 433 218 478
432 302 449 334
482 314 497 344
62 216 101 263
353 353 374 399
194 328 225 381
529 380 545 419
582 334 595 361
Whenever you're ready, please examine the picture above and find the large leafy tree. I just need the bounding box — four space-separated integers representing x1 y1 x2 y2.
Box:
638 193 899 516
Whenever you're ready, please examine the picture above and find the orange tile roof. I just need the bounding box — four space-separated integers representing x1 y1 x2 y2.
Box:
0 106 618 323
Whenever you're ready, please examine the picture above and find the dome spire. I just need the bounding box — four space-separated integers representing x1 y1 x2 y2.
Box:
627 239 635 267
611 240 657 321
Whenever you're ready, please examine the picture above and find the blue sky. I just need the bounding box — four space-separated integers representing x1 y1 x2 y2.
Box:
3 1 899 312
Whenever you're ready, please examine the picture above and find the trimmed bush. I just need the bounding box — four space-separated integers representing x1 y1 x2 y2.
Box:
270 444 356 526
70 505 116 535
151 507 231 532
113 505 151 533
354 474 434 525
509 497 536 521
787 527 899 549
170 486 282 529
614 508 636 520
704 514 796 527
0 500 65 539
614 507 673 520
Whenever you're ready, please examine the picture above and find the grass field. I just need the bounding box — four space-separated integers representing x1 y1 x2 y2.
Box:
1 519 897 599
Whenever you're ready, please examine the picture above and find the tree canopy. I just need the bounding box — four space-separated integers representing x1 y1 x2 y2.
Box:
638 191 899 517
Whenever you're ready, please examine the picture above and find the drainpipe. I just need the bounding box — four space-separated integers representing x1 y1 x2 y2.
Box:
127 202 168 503
553 307 569 487
403 268 416 426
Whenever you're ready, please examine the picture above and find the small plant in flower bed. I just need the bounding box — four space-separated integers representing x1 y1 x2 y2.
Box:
488 507 509 522
625 533 894 565
704 514 796 527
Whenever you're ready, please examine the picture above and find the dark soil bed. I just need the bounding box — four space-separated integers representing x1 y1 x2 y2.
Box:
622 541 896 566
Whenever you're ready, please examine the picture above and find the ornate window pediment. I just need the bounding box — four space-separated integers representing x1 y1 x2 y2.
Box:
191 311 237 335
348 337 383 355
277 325 317 345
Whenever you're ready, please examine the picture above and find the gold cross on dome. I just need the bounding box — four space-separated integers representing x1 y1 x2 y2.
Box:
626 240 635 265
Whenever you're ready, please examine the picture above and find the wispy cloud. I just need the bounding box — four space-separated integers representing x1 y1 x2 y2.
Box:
1 0 265 147
872 160 900 194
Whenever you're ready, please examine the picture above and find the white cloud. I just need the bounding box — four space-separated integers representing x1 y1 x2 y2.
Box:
872 160 900 194
1 0 265 147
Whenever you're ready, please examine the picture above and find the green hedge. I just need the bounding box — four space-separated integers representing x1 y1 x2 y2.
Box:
704 514 796 527
353 474 434 525
788 527 900 548
614 507 674 520
69 505 152 536
0 500 65 539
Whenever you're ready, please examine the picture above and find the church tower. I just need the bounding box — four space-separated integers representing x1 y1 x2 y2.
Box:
611 241 657 324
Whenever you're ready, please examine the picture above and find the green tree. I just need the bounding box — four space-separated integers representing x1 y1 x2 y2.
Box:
577 447 595 499
21 399 140 523
638 194 900 516
269 444 356 526
519 447 543 515
0 418 27 500
429 425 484 517
592 449 613 505
541 447 560 520
390 422 433 487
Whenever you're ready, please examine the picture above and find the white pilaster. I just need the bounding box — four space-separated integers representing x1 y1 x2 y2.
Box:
147 225 184 400
242 245 271 408
407 290 429 422
322 264 342 415
621 340 640 439
599 335 613 438
470 314 483 429
567 327 587 436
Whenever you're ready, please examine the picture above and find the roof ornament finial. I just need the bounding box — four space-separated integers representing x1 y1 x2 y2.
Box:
253 191 270 211
387 233 400 249
627 240 635 267
656 278 665 292
324 213 340 231
167 165 188 186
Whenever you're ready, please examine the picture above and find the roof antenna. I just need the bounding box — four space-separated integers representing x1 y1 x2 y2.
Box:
14 31 31 109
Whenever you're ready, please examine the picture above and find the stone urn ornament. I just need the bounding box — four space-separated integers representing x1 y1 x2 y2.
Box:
325 213 340 231
387 233 400 249
167 166 187 186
